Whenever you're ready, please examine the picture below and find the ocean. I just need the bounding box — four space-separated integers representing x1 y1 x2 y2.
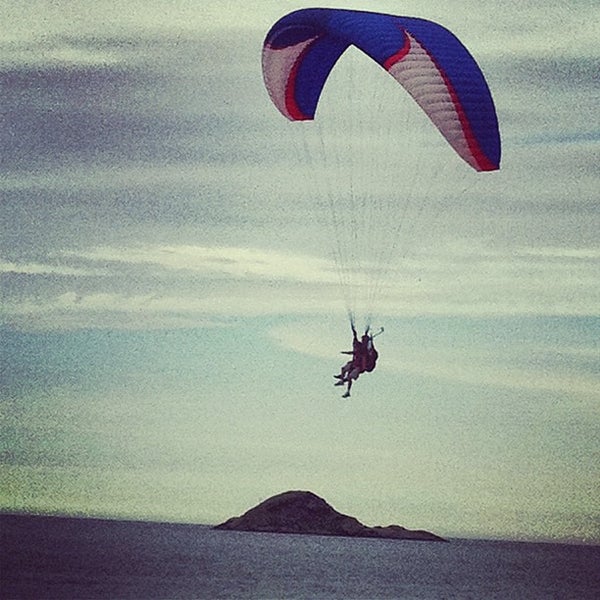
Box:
1 514 599 599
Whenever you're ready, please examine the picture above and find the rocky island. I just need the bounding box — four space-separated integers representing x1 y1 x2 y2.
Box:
215 490 444 542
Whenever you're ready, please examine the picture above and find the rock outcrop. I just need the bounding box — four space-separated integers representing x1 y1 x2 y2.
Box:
215 491 444 541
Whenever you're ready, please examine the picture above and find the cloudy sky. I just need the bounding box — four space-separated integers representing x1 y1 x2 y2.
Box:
1 1 598 543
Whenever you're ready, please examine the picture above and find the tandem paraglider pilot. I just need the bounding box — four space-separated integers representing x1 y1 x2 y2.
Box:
334 325 383 398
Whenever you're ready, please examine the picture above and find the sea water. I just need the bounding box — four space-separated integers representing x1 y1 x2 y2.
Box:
2 514 599 599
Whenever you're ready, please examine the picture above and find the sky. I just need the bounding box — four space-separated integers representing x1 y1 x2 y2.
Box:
1 0 599 544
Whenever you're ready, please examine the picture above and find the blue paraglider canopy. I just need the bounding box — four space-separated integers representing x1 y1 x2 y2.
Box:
262 8 500 171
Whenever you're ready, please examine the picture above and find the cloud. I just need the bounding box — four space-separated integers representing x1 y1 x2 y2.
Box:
1 290 340 332
0 244 342 330
75 244 337 283
0 38 125 69
0 259 106 277
2 237 598 332
395 349 600 401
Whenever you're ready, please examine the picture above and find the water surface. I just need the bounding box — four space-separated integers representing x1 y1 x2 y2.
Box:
2 514 598 599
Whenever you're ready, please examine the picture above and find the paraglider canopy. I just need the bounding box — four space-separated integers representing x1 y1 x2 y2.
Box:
262 8 500 171
262 8 501 335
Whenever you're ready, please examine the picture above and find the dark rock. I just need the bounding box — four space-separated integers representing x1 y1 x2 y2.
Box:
214 490 445 541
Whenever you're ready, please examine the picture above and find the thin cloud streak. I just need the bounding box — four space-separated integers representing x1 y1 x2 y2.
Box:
2 239 598 331
0 260 106 277
73 245 337 283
